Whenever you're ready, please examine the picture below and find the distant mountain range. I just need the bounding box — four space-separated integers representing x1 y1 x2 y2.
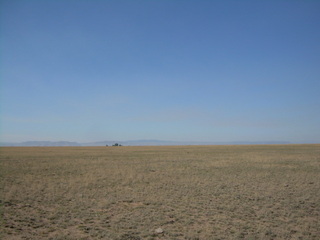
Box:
0 140 292 147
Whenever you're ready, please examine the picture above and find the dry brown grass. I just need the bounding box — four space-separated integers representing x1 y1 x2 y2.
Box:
1 144 319 239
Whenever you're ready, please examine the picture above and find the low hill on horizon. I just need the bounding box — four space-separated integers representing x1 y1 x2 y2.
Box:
0 140 293 147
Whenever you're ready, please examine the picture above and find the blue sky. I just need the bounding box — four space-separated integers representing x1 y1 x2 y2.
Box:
1 0 320 143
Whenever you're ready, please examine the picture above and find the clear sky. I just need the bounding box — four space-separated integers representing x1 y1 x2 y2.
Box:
1 0 320 143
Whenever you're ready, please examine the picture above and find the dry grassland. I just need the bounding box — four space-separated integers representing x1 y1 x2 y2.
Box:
1 144 320 239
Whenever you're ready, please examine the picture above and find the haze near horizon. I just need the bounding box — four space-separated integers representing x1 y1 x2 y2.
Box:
1 0 320 144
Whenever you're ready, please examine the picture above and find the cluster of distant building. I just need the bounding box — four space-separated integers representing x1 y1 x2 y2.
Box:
106 143 122 147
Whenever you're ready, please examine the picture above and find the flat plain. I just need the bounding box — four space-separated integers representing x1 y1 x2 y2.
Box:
1 144 319 240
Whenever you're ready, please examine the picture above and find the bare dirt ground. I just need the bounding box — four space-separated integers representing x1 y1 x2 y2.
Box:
1 144 319 239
